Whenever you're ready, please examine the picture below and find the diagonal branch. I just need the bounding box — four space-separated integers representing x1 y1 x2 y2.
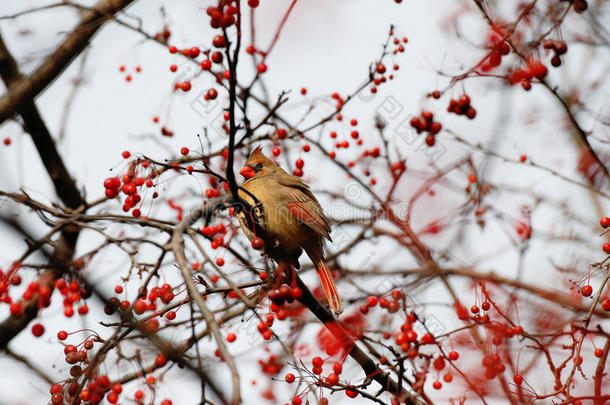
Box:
294 275 426 405
170 198 241 405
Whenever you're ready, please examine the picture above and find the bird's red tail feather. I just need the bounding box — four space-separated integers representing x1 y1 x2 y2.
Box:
316 260 343 316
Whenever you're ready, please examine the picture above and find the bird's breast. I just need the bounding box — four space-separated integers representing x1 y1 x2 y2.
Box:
238 179 314 249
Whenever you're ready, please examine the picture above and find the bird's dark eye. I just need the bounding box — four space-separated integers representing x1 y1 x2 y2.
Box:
255 163 263 171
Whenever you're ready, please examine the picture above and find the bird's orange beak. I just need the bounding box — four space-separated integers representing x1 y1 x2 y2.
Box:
239 166 256 179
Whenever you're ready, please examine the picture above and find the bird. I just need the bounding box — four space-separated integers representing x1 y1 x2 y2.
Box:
236 146 343 316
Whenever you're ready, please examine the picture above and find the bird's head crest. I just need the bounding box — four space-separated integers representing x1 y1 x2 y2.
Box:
240 146 278 179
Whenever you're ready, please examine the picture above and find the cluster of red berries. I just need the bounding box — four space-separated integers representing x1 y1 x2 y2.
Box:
103 155 158 218
410 111 443 147
482 353 506 379
201 223 227 238
205 2 238 29
508 57 548 90
362 146 381 158
480 28 510 72
106 283 175 322
360 289 404 314
293 158 304 177
57 278 90 318
543 39 568 67
268 284 303 306
79 375 117 404
257 354 283 375
431 355 457 389
118 64 142 83
0 265 23 304
9 277 90 321
254 286 304 339
455 300 493 323
447 94 477 119
368 35 407 93
488 322 524 346
283 357 342 404
49 367 111 404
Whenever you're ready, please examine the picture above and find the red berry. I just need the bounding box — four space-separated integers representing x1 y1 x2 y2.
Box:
594 348 603 357
226 332 236 342
345 388 358 398
201 59 212 70
211 51 223 64
133 299 147 315
251 237 264 250
122 150 131 159
433 357 446 371
257 63 267 73
285 373 295 383
207 88 218 100
581 285 593 297
603 243 610 253
573 0 588 13
10 301 23 317
312 356 323 367
602 298 610 311
32 323 45 337
189 47 200 58
326 373 339 385
433 381 442 389
213 35 227 48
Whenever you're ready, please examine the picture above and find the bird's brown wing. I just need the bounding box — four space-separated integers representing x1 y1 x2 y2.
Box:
275 174 332 241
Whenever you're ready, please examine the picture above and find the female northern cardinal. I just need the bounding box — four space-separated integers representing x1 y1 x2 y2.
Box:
237 147 343 316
